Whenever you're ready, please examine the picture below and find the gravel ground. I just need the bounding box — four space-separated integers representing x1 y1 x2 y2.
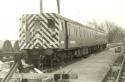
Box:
54 48 120 82
0 61 10 71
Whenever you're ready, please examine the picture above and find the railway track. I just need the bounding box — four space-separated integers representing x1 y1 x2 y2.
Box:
103 54 125 82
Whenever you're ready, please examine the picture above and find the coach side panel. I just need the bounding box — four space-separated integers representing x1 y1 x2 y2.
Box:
66 22 97 48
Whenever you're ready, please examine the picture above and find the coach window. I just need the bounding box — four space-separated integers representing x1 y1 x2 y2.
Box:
48 19 55 30
80 30 82 37
78 28 80 37
86 30 88 38
90 31 91 38
83 30 85 38
76 29 78 36
68 27 70 36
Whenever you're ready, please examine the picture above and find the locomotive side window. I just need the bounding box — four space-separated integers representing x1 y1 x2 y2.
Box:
48 19 55 29
21 17 27 42
59 22 62 31
61 22 64 31
21 18 26 33
59 21 65 31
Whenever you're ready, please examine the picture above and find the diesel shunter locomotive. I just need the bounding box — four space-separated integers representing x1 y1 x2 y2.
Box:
19 13 107 69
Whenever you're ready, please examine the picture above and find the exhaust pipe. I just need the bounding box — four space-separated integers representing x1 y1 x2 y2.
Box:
40 0 43 13
56 0 60 14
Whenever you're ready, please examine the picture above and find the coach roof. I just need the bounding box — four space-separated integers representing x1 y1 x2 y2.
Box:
22 13 105 33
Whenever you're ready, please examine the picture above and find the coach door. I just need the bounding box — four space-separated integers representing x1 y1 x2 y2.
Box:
65 21 68 48
59 20 68 48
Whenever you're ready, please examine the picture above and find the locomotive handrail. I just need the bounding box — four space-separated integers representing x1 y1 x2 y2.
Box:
0 52 21 56
0 51 28 57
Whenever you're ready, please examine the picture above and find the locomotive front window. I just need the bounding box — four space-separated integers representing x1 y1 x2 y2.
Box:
35 20 40 31
48 19 55 29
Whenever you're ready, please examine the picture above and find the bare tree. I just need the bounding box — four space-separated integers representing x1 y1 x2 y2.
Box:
87 20 105 32
87 20 125 43
103 21 125 43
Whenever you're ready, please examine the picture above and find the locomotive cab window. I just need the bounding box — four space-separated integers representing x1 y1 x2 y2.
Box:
48 19 55 29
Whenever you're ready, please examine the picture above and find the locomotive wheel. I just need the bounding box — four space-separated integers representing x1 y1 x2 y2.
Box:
56 51 66 66
68 50 73 61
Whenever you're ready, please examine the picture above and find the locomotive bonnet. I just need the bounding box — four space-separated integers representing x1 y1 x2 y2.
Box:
19 13 60 49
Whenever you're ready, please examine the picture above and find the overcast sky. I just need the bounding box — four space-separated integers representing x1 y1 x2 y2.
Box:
0 0 125 40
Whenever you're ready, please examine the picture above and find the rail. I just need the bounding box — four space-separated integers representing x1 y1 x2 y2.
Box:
1 61 19 82
102 54 125 82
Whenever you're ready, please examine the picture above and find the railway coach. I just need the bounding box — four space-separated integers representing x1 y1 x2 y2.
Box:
19 13 107 69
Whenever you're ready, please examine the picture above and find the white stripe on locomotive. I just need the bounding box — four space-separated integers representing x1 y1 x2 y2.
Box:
33 39 47 48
